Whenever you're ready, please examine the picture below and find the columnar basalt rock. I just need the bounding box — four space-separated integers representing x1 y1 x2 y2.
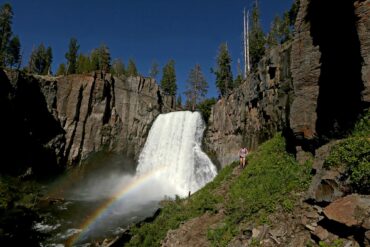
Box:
205 44 293 167
290 0 369 148
0 70 174 174
206 0 370 167
289 0 321 142
45 74 174 166
355 0 370 104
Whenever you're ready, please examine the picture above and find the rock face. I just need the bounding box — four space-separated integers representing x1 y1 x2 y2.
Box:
289 0 321 142
205 44 293 167
42 73 174 166
206 0 370 166
290 0 369 147
355 0 370 104
0 70 174 175
306 141 347 203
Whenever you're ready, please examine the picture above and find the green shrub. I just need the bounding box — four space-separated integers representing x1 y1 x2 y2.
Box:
352 109 370 137
319 239 344 247
324 110 370 194
324 137 370 194
324 137 370 193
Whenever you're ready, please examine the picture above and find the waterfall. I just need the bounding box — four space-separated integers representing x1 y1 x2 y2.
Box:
136 111 217 197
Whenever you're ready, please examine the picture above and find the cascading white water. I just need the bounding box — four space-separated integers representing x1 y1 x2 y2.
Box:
136 111 217 197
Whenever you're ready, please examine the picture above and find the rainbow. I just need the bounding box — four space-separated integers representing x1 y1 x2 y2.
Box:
68 166 166 246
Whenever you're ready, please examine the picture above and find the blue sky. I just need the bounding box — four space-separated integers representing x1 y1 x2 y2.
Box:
5 0 293 98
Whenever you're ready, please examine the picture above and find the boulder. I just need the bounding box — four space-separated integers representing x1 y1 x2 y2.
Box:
323 194 370 228
313 226 329 241
307 142 347 203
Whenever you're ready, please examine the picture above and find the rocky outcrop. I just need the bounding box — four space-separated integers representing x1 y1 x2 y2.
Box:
206 0 370 167
355 0 370 104
290 0 369 148
0 70 174 175
306 141 347 203
41 73 173 166
289 0 320 142
205 43 293 167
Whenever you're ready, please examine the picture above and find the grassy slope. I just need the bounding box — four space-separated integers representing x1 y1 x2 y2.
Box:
126 134 312 246
126 109 369 246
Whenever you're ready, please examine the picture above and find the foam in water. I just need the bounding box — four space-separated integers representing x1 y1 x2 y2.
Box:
136 111 217 196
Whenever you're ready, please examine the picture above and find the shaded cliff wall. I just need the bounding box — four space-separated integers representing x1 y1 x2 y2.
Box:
205 43 293 167
206 0 370 167
290 0 369 149
355 0 370 103
0 70 174 175
0 70 66 176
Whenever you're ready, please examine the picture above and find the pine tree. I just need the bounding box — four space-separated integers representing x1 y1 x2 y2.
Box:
288 0 300 27
0 3 13 67
76 54 91 74
111 58 125 76
234 75 243 88
90 49 100 71
160 59 177 96
185 64 208 111
176 95 182 109
28 43 52 75
56 63 66 76
267 15 282 47
280 12 292 43
99 44 111 72
89 44 111 72
213 43 233 97
149 61 159 80
45 46 52 75
65 38 79 74
249 1 265 70
234 58 243 88
6 35 20 68
126 59 138 77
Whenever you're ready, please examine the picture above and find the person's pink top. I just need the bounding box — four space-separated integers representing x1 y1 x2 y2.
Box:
239 148 248 158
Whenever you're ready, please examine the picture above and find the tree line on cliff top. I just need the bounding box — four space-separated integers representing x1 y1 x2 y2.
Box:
0 1 299 111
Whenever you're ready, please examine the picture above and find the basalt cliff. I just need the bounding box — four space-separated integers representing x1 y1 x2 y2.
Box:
0 70 174 176
205 0 370 167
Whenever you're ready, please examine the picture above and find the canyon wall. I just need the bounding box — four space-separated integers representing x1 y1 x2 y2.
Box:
205 43 293 167
0 70 174 175
290 0 369 147
206 0 370 167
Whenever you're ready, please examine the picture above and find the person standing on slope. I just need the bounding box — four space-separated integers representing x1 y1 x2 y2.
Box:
239 146 248 168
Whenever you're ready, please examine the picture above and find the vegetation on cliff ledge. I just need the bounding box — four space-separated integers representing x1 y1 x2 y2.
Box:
324 110 370 194
126 133 312 246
